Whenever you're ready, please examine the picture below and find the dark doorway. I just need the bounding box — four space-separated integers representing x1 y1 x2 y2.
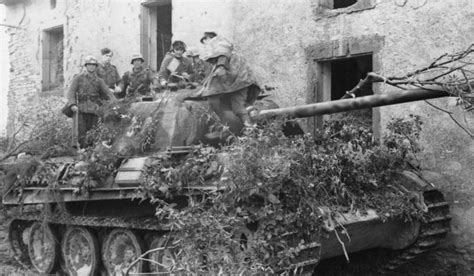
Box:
155 4 172 68
141 0 172 71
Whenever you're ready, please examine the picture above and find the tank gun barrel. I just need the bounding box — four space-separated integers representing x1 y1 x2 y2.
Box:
253 86 451 121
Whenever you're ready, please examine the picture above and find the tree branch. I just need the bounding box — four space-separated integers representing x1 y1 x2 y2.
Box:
424 100 474 138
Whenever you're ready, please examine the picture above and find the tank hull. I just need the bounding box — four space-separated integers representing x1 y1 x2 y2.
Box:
3 170 451 274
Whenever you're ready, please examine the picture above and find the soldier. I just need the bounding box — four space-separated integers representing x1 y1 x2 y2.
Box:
199 34 261 137
186 47 212 84
157 40 194 88
117 54 159 98
97 47 121 92
66 56 116 148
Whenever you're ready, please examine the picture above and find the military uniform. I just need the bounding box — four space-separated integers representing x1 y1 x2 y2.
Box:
120 67 157 97
201 36 260 134
97 62 121 89
158 52 194 85
67 71 114 147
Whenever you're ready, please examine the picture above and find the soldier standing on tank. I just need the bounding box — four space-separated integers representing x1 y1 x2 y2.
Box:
97 47 121 94
157 40 194 88
67 56 116 148
117 54 159 98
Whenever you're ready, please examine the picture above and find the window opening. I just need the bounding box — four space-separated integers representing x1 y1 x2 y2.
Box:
331 55 372 100
42 26 64 92
50 0 56 9
333 0 357 9
319 0 358 9
314 54 374 130
330 54 373 126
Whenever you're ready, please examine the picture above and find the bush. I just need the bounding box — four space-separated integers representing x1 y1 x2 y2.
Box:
6 96 73 159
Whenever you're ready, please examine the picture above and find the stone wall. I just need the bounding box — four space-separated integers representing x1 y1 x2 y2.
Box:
172 0 234 47
4 0 474 272
5 0 143 138
63 0 142 82
0 5 9 137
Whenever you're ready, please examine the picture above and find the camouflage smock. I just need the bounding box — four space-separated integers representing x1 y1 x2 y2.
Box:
157 52 194 83
201 36 259 97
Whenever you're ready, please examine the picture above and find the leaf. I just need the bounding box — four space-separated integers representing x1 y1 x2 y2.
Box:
159 185 169 193
267 193 280 204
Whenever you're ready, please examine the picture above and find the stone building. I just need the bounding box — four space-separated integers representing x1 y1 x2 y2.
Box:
2 0 473 273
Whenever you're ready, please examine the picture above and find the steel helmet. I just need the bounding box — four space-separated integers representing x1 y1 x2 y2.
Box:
130 54 145 64
200 31 217 44
201 36 233 61
84 55 98 66
172 40 186 51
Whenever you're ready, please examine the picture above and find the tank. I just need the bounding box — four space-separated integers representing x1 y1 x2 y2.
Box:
1 82 452 275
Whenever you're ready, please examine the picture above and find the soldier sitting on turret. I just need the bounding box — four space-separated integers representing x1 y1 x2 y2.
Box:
198 33 261 137
157 40 195 89
66 56 116 148
116 54 159 99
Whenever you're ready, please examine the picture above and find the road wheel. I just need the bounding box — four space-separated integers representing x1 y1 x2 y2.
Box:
27 222 59 274
148 234 180 273
8 219 32 266
101 228 144 275
61 226 100 276
233 226 255 250
232 226 255 264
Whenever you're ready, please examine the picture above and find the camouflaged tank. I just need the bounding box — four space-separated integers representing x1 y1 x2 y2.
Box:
2 84 452 275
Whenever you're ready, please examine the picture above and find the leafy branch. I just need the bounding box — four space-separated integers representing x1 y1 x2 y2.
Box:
136 116 426 273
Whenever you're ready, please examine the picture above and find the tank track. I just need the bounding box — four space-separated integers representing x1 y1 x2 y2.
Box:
7 188 450 273
11 211 168 231
379 188 451 272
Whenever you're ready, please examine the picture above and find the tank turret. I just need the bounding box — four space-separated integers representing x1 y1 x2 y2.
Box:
110 72 470 159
